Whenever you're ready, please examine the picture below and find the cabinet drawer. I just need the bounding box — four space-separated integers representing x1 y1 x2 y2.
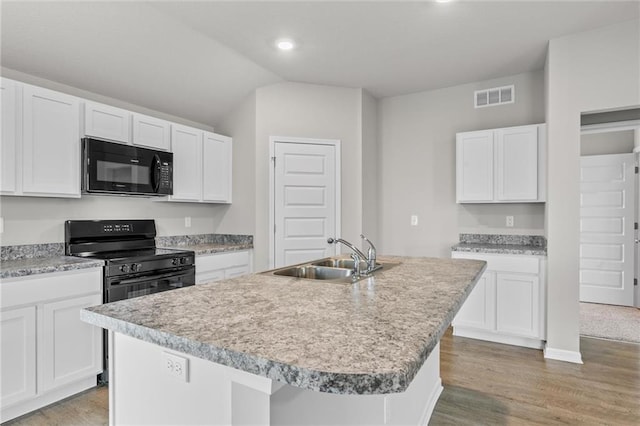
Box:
196 270 225 285
452 252 539 274
1 268 102 309
196 251 250 273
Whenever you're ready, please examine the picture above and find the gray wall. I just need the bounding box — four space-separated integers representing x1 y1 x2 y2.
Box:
361 90 379 243
216 92 257 236
546 19 640 356
0 69 230 245
581 130 635 156
378 70 545 257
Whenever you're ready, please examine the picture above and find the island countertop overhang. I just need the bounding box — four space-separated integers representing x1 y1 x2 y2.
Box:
81 255 486 395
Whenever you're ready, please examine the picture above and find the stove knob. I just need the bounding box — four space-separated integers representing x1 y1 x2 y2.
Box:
180 257 187 265
131 263 141 272
119 264 130 273
172 258 180 266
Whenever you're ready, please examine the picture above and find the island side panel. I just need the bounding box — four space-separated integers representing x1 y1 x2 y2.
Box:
109 332 443 426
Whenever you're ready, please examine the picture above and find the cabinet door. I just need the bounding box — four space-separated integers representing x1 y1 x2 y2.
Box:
132 113 170 151
1 306 36 408
202 132 232 203
1 78 19 194
456 130 494 202
496 125 538 201
170 125 202 201
39 294 102 392
453 271 495 330
22 84 81 197
495 273 540 338
84 101 131 143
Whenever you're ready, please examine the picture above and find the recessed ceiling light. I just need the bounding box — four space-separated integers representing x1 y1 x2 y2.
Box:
276 39 295 51
436 0 452 3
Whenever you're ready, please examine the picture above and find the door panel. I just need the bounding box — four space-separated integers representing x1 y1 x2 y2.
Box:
580 153 635 306
496 126 538 201
1 307 36 407
496 273 539 338
274 142 337 267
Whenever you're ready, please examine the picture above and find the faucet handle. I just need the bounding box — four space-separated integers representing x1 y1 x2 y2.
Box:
327 237 336 244
360 234 376 253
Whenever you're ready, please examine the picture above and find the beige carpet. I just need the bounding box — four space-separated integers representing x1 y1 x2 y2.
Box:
580 302 640 344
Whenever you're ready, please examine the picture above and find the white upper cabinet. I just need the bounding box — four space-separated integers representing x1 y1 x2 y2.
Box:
1 78 19 194
456 130 494 202
169 126 233 204
83 101 131 143
496 126 539 201
203 132 232 203
132 113 170 151
456 124 545 203
170 125 203 202
21 84 81 198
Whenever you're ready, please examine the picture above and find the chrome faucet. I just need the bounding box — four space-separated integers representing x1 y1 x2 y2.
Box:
327 236 377 275
360 234 377 271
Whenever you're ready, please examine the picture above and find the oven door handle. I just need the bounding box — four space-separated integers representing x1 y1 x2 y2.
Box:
112 270 192 286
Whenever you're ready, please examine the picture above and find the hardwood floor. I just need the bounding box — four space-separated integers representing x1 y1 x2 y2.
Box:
3 386 108 426
431 329 640 425
4 329 638 425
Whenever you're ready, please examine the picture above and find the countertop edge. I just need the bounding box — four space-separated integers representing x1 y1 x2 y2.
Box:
81 308 410 395
0 258 105 280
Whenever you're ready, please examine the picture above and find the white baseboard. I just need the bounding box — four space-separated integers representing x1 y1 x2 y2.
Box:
543 345 583 364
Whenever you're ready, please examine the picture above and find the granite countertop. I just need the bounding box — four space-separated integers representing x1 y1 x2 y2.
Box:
451 233 547 256
1 256 105 280
159 242 253 255
156 233 253 255
82 255 486 395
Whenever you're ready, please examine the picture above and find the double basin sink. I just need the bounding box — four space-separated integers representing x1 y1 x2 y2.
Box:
265 257 399 283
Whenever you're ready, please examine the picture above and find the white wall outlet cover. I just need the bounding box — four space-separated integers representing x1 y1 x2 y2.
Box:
0 217 3 234
411 215 418 226
506 216 514 227
164 352 189 382
185 216 192 228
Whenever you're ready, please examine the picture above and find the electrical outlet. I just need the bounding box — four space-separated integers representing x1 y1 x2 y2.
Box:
184 216 191 228
411 215 419 226
0 217 3 234
506 216 514 227
164 352 189 382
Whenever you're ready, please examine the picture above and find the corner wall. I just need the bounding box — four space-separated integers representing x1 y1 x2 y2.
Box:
378 70 545 257
545 19 640 357
252 82 366 271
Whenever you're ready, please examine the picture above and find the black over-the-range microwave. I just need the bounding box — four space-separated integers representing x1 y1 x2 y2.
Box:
82 137 173 197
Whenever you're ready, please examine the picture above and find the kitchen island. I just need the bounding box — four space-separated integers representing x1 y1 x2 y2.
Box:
81 255 485 425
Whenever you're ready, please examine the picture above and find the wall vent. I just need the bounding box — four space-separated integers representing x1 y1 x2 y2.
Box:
474 85 514 108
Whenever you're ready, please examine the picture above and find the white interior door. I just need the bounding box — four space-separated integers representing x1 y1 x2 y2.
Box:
580 153 635 306
273 141 338 268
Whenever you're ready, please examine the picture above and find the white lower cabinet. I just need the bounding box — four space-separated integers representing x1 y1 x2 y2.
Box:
0 268 103 423
0 306 37 408
451 252 546 349
196 250 252 284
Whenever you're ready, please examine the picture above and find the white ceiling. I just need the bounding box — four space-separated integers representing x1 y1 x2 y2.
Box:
2 1 639 126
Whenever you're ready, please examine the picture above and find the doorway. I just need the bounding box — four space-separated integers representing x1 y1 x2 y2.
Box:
579 118 640 343
268 137 341 268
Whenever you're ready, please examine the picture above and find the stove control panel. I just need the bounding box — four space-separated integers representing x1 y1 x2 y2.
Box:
102 223 132 233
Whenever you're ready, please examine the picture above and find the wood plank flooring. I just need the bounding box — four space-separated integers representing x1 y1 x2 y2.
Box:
4 329 638 425
431 329 640 425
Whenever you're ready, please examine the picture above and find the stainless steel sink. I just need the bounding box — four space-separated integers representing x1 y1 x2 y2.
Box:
311 258 369 270
265 257 399 283
273 265 354 280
